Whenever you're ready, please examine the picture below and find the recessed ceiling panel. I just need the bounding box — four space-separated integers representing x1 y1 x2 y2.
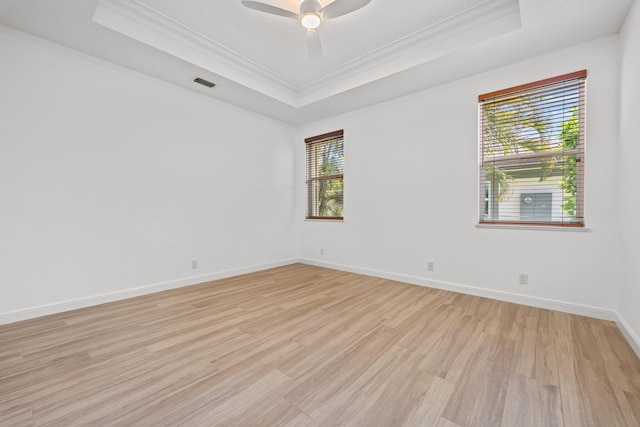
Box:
0 0 634 125
92 0 522 106
136 0 485 85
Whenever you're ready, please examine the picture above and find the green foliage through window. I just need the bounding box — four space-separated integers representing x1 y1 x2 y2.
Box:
479 71 586 225
306 131 344 219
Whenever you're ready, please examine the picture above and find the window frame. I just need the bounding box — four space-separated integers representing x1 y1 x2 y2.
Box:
305 130 344 221
478 70 587 228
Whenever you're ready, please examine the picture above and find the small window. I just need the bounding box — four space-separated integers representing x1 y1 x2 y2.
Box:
306 130 344 220
478 70 586 227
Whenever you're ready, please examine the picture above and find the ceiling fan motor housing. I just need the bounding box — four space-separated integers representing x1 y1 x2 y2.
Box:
299 0 321 15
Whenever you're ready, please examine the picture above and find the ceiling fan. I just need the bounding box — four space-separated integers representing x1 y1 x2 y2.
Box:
241 0 372 59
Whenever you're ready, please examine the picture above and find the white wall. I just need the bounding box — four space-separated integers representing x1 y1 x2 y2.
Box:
619 0 640 349
297 35 622 317
1 14 637 352
0 26 296 321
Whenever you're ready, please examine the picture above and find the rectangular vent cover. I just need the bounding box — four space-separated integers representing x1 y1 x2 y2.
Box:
193 77 215 88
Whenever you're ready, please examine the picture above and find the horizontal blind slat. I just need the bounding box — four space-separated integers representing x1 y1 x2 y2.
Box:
479 72 586 226
305 130 344 219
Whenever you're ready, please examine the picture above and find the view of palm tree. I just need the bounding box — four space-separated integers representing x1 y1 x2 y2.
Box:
481 79 583 223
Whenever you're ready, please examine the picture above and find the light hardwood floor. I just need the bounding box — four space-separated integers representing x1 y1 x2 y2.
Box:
1 263 640 426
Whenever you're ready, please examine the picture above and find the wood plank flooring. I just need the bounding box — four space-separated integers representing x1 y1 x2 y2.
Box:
1 263 639 426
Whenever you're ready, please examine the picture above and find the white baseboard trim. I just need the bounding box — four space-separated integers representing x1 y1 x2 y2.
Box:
5 257 638 359
614 312 640 359
0 258 298 325
298 258 617 321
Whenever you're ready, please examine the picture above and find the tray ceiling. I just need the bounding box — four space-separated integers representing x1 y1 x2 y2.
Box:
0 0 633 125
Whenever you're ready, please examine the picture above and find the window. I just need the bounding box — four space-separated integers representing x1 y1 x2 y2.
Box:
306 130 344 220
478 70 586 227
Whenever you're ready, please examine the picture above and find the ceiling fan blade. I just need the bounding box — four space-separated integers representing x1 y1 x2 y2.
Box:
320 0 372 20
306 29 322 60
241 1 299 19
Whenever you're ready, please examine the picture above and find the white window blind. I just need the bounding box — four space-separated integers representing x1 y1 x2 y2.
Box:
479 70 587 227
306 130 344 220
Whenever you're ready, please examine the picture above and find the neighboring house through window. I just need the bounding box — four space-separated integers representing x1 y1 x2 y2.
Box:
478 70 587 227
306 130 344 220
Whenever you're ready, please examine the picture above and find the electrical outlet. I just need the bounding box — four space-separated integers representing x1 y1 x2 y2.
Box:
320 248 324 255
518 273 528 285
427 262 434 272
191 260 198 269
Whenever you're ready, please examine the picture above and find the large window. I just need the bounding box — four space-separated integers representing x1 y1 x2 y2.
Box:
478 70 586 227
306 130 344 220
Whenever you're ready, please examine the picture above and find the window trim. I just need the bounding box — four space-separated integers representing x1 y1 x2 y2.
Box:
478 70 587 228
305 130 344 220
478 70 587 102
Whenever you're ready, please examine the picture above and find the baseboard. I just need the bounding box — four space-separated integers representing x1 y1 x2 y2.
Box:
3 256 632 352
0 258 298 325
614 312 640 359
298 258 617 321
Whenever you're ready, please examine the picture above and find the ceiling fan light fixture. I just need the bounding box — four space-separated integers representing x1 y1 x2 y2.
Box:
242 0 372 58
301 12 321 29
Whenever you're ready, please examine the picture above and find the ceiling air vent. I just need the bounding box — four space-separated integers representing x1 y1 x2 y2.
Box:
193 77 216 88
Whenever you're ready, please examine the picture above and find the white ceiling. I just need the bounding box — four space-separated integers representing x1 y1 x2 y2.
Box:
0 0 633 125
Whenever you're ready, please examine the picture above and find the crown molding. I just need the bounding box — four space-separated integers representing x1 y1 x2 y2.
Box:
92 0 299 106
92 0 520 108
297 0 521 106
